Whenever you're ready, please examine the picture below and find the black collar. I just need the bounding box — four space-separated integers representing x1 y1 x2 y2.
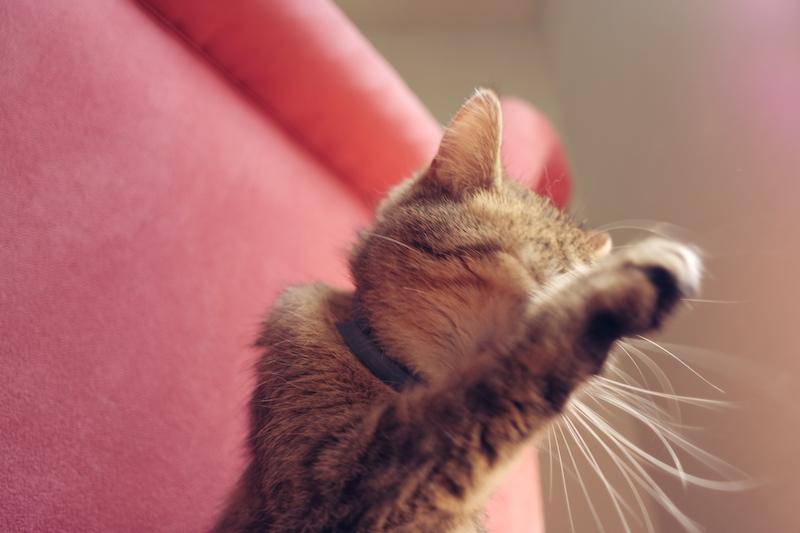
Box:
336 294 424 393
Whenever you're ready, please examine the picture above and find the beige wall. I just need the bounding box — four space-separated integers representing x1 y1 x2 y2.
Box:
336 1 800 531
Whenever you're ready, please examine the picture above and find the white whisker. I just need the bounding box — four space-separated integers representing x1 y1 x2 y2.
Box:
651 342 800 414
589 387 689 488
618 340 683 423
552 420 577 533
593 219 696 242
557 416 612 533
547 425 554 501
615 341 650 389
594 376 730 408
362 231 416 252
567 400 655 533
635 336 725 393
574 395 749 490
570 402 705 533
402 287 427 294
683 298 743 304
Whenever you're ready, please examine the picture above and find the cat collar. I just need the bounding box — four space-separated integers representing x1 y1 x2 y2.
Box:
335 294 424 393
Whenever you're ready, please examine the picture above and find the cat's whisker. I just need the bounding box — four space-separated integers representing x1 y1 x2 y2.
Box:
402 287 427 294
617 340 683 423
568 400 652 530
362 231 417 253
635 336 725 393
588 368 678 421
600 392 747 481
600 375 681 428
576 394 749 490
556 417 612 533
588 388 689 488
551 420 577 533
539 424 579 502
618 340 679 397
570 402 704 533
590 383 679 431
682 298 743 304
593 219 696 243
641 341 800 414
591 382 677 432
614 341 650 389
594 376 729 408
547 425 555 501
566 400 655 533
585 378 663 427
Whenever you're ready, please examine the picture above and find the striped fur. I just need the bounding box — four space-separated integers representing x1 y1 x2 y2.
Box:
212 89 700 533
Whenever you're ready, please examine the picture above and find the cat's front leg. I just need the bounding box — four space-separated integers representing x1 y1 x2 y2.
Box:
530 238 702 410
318 240 702 532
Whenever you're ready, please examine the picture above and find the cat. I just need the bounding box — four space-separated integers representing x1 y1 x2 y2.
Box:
212 88 701 533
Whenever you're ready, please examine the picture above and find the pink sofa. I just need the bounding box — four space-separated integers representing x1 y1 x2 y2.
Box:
0 1 570 531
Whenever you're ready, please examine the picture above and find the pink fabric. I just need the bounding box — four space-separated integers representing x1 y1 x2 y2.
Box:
138 0 443 206
501 96 571 209
1 0 569 531
485 451 545 533
1 1 368 531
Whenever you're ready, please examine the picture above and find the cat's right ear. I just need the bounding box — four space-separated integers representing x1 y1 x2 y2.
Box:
586 231 613 260
424 88 503 199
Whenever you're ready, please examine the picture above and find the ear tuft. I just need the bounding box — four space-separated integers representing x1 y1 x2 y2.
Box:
427 88 503 198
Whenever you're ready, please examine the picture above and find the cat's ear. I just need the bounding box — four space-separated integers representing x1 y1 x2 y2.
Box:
586 231 613 260
426 88 503 198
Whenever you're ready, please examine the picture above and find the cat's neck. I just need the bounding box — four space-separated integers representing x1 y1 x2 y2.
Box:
336 293 424 392
354 286 531 382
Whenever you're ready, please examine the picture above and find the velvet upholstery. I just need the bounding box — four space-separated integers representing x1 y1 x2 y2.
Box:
1 1 569 531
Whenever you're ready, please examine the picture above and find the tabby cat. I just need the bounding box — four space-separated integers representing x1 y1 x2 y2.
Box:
212 88 701 533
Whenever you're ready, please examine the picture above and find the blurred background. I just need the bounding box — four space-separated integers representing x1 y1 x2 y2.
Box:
335 0 800 532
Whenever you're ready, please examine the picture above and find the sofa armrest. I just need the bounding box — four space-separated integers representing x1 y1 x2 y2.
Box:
138 0 442 205
136 0 571 211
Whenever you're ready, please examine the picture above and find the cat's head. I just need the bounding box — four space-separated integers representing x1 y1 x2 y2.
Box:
350 88 610 379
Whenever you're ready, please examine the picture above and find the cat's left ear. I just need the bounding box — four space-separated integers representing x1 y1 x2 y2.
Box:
426 88 503 198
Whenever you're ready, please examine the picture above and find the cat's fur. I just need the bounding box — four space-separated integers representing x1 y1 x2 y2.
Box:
212 88 700 533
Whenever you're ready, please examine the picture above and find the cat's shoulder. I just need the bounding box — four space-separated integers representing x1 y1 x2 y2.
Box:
257 283 387 400
260 283 352 346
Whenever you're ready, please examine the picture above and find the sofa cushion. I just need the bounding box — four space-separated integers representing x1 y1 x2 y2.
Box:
1 1 369 531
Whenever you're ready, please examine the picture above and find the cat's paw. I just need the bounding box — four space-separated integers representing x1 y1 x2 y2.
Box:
617 238 702 304
581 238 701 363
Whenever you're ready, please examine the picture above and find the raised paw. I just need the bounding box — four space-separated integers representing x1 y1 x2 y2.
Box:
578 238 702 366
616 238 702 303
